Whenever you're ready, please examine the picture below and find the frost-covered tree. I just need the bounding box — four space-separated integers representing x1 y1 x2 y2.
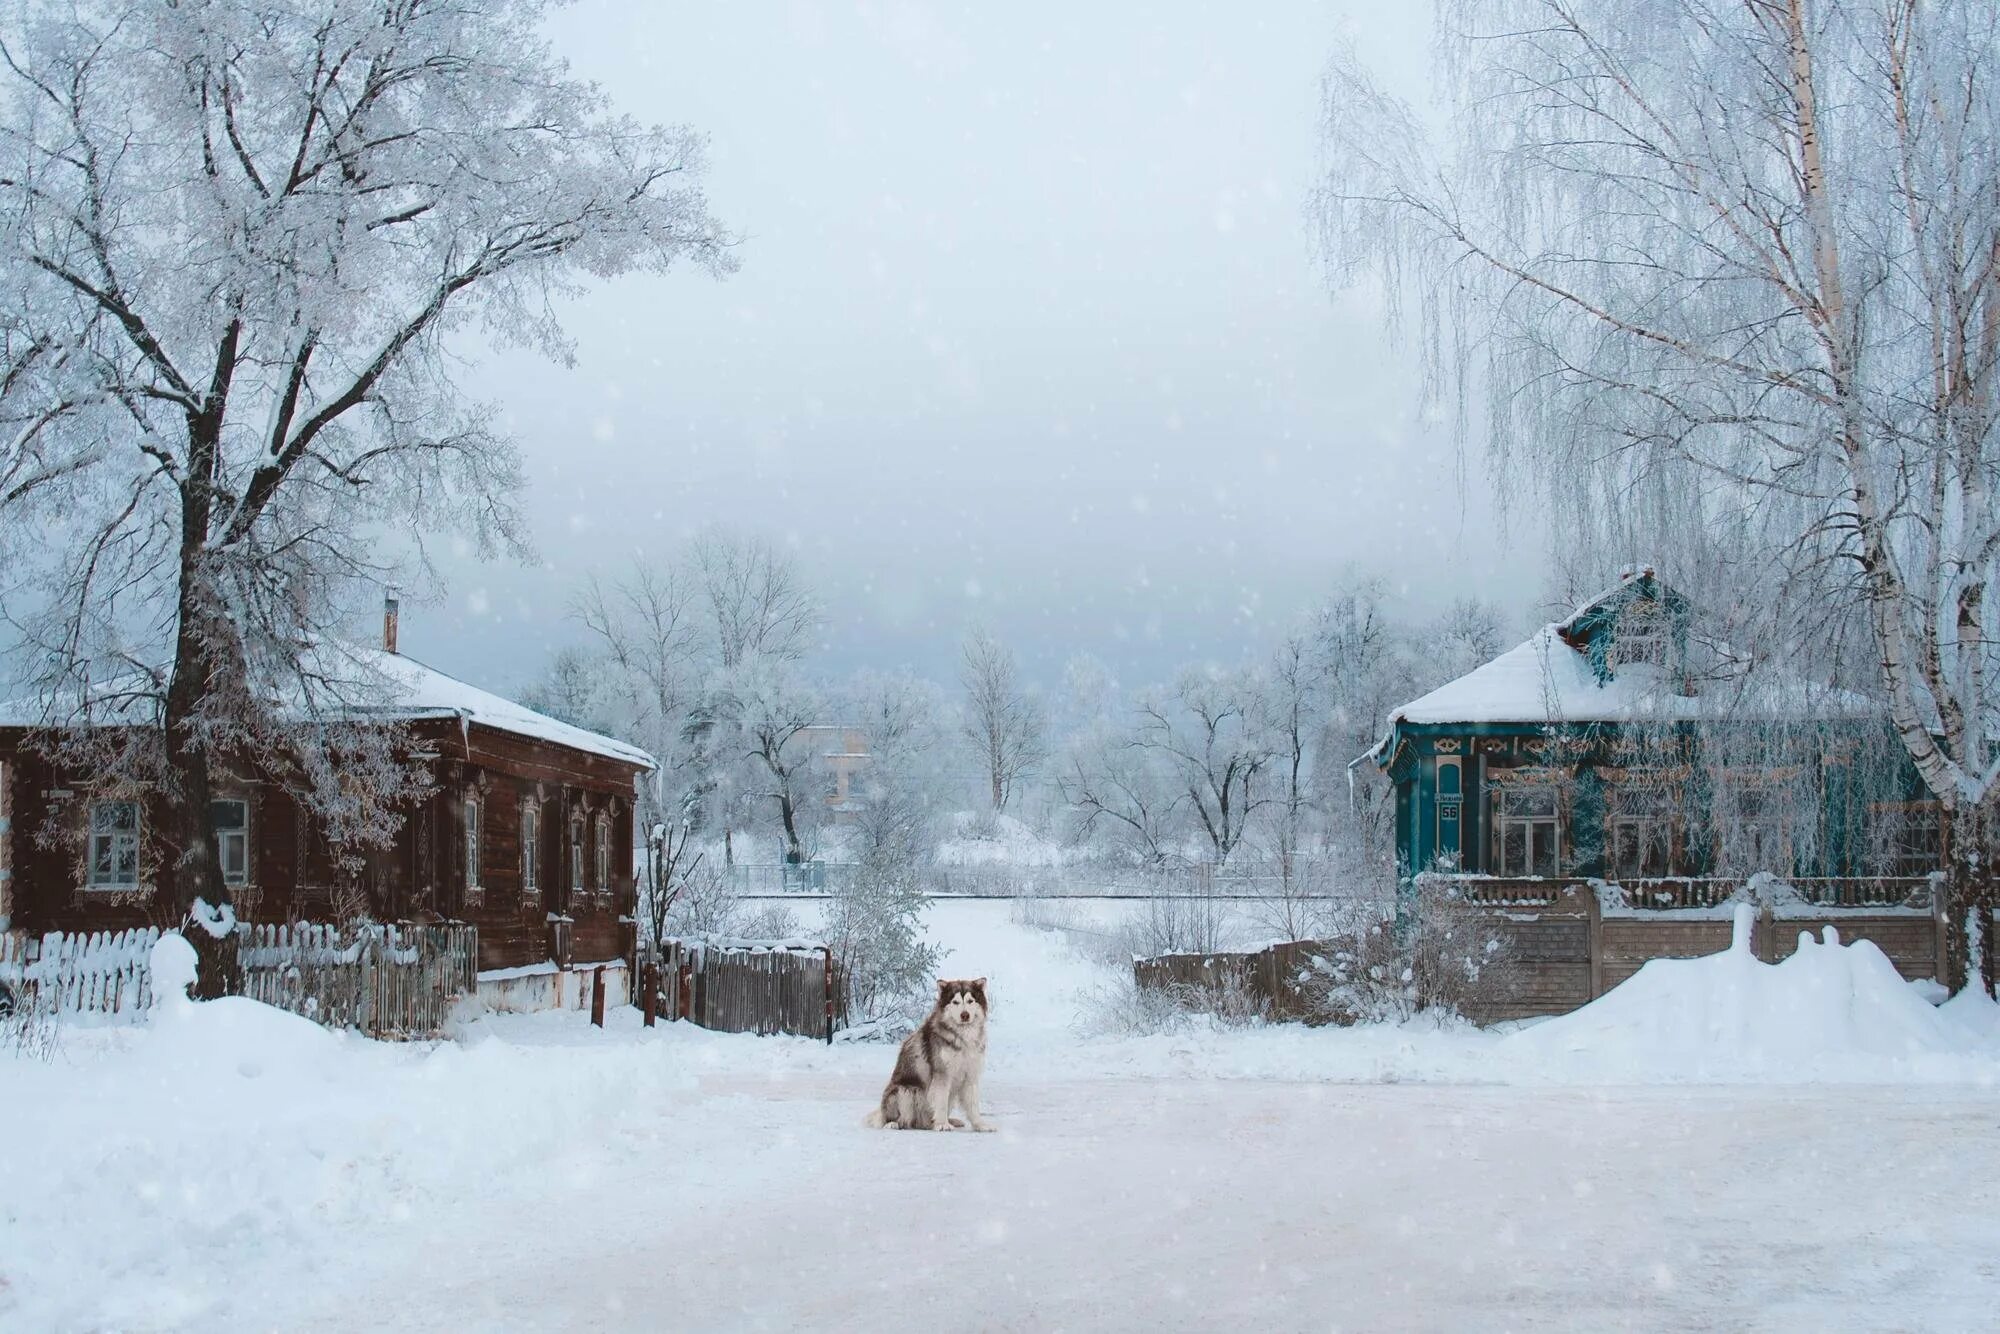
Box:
1320 0 2000 990
1059 714 1183 868
826 670 943 1023
1133 668 1275 866
729 655 825 866
958 627 1047 812
557 531 825 863
0 0 732 949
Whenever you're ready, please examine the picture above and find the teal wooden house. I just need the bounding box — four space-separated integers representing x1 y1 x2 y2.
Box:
1370 569 1941 892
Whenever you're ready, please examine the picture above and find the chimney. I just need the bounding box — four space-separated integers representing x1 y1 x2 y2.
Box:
383 593 400 655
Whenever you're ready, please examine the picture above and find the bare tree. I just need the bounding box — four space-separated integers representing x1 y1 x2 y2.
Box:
1060 718 1183 868
1132 668 1274 866
1321 0 2000 991
0 0 732 971
1262 629 1325 890
958 628 1047 812
1419 599 1510 685
691 530 822 670
731 656 825 865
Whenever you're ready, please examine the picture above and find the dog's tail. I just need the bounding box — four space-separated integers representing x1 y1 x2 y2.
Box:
862 1107 887 1129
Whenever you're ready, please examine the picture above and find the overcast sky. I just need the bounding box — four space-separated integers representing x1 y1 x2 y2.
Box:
406 0 1543 695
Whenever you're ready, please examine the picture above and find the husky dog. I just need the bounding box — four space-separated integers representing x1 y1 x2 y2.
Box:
863 978 994 1132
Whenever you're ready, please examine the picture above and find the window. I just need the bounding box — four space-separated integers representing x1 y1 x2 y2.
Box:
570 813 584 893
88 800 141 888
521 798 540 895
1607 785 1678 879
1612 602 1667 671
1492 786 1560 877
1716 785 1791 875
1871 802 1942 876
464 794 482 890
209 798 250 886
594 815 611 894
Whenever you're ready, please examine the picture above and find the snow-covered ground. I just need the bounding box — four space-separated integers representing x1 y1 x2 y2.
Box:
3 905 1998 1330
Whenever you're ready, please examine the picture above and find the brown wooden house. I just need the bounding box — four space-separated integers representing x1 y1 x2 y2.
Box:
0 629 654 982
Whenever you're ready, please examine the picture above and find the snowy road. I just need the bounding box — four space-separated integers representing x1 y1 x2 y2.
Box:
7 908 1999 1331
296 1071 1999 1334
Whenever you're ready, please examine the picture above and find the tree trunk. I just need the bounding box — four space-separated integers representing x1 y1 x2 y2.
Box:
163 610 237 1001
1941 791 2000 997
779 793 802 865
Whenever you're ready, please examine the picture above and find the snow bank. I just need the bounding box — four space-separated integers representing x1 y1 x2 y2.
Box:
1503 910 1997 1082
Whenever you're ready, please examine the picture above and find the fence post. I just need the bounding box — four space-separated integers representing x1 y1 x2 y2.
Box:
642 961 658 1027
823 945 834 1045
590 965 606 1027
1932 875 1950 985
1586 883 1605 1000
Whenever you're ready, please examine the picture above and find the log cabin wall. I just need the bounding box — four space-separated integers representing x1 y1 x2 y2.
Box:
0 719 644 974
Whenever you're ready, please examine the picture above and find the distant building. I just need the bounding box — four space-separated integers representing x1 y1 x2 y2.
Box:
798 724 871 821
1369 568 1941 890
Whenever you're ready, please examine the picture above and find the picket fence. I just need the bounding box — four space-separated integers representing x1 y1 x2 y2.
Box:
0 923 477 1039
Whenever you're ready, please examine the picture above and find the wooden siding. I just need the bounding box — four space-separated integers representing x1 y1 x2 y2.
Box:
0 712 645 976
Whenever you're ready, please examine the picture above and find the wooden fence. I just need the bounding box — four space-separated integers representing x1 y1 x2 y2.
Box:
236 923 477 1038
1135 876 1993 1027
644 938 840 1040
0 923 477 1039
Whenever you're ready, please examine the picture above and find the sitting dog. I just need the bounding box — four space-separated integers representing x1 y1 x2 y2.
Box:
864 978 994 1132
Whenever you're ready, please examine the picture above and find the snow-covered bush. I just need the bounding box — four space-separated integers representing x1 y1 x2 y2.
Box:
1299 889 1506 1025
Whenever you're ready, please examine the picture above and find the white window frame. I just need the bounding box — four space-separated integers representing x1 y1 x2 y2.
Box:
1491 786 1561 877
1870 801 1943 877
521 797 540 895
594 814 611 896
88 799 142 890
569 813 584 894
464 792 482 892
1607 784 1679 880
209 796 251 887
1611 602 1668 671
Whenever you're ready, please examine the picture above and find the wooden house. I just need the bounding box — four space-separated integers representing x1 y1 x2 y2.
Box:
1369 568 1942 896
0 612 654 990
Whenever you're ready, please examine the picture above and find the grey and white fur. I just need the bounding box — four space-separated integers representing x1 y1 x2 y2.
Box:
863 978 994 1132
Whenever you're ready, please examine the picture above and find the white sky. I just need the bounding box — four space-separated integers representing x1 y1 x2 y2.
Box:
406 0 1544 693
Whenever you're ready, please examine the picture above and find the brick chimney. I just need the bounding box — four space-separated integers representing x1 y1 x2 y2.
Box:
383 592 400 655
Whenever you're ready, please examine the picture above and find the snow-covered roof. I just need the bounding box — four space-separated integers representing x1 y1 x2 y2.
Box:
1389 625 1702 727
0 646 655 771
1381 624 1877 738
353 648 655 770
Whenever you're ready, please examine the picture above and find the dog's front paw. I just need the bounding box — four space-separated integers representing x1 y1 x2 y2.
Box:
932 1122 957 1131
969 1120 997 1133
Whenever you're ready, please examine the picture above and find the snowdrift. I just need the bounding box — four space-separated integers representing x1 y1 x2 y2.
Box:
1503 905 2000 1082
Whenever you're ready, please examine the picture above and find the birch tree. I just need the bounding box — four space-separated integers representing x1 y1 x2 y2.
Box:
1319 0 2000 991
0 0 732 950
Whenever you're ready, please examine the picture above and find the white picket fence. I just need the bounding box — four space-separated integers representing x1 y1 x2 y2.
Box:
0 927 158 1020
0 922 477 1038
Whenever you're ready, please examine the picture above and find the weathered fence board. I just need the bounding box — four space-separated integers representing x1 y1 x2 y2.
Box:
640 938 839 1040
